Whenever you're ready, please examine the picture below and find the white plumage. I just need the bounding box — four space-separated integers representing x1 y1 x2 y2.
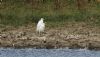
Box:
36 18 45 35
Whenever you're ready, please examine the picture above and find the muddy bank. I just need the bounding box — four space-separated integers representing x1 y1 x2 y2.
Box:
0 22 100 50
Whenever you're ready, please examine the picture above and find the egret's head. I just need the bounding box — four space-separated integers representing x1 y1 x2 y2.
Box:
41 18 44 21
40 18 44 23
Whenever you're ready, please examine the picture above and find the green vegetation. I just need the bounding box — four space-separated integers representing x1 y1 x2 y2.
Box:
0 0 100 27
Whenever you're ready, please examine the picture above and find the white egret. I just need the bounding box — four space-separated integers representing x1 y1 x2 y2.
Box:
36 18 45 36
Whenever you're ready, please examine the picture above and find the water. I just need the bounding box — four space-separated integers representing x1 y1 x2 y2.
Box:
0 48 100 57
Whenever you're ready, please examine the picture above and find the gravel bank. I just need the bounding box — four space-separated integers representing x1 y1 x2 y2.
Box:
0 22 100 50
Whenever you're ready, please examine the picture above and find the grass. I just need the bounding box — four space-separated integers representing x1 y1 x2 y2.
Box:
0 0 100 28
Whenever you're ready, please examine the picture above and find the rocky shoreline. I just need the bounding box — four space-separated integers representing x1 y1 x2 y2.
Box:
0 23 100 50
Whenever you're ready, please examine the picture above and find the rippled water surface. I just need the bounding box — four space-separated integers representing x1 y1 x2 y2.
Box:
0 48 100 57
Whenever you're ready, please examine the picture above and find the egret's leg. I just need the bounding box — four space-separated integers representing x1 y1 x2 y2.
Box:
39 31 41 36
